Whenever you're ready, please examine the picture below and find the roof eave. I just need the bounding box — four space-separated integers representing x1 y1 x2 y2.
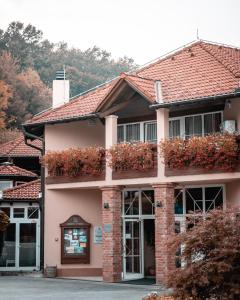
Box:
149 91 240 109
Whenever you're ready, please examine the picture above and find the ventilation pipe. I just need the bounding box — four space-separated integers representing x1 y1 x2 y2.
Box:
155 80 163 103
52 69 70 108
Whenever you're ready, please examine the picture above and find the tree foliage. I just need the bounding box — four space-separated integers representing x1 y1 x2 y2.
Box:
168 209 240 300
0 21 136 138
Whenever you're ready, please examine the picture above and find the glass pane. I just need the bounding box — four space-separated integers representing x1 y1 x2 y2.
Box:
205 187 223 211
19 223 36 267
64 228 87 255
124 191 139 215
133 256 140 273
142 190 155 215
213 113 222 133
28 207 39 219
174 189 183 214
204 114 213 135
194 115 202 136
0 181 12 191
126 124 140 142
185 117 193 138
169 120 180 138
126 256 133 273
14 208 25 218
145 122 157 143
0 223 16 267
117 125 124 143
186 188 203 214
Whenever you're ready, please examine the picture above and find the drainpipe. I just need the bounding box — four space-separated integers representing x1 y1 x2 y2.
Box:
22 125 45 273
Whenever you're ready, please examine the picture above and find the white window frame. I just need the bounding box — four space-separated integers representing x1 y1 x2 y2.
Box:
169 111 223 139
117 120 157 143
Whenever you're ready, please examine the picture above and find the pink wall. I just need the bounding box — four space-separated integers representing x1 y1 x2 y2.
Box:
44 188 102 269
226 180 240 209
224 97 240 131
45 119 105 152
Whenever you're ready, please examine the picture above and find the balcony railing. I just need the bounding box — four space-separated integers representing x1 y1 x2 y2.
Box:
43 143 158 184
160 134 240 176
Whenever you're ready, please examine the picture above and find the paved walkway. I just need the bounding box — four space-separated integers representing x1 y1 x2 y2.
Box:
0 276 167 300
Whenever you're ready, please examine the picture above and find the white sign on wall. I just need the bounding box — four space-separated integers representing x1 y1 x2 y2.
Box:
94 226 103 244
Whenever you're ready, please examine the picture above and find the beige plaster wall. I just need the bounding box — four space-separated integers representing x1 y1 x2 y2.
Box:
223 97 240 131
45 119 105 152
44 188 102 269
226 180 240 209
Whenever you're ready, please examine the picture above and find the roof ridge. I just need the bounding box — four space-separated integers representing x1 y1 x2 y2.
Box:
200 39 240 51
127 74 155 81
200 43 240 78
3 179 40 193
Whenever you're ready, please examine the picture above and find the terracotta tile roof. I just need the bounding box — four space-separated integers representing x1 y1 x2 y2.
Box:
0 163 37 177
26 80 116 125
25 40 240 125
125 75 156 102
136 41 240 103
2 179 41 200
0 134 41 157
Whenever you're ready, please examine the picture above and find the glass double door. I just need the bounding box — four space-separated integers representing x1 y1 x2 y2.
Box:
0 221 40 270
123 219 144 280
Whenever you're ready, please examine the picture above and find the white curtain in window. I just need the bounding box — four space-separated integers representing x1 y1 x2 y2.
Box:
126 124 140 142
145 122 157 142
169 120 180 138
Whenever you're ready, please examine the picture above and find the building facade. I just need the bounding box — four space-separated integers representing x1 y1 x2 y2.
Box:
0 137 41 272
23 41 240 284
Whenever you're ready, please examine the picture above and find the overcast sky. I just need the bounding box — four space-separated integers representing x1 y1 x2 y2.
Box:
0 0 239 65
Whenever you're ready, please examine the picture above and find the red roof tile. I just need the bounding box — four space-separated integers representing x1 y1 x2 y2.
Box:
2 179 41 200
136 41 240 103
25 40 240 125
0 134 41 157
0 163 37 177
26 80 116 125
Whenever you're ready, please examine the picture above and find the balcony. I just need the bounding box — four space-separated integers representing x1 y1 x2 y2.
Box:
44 147 106 184
160 134 240 176
43 143 158 184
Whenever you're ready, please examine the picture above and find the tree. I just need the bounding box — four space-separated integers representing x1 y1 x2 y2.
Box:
0 80 12 129
168 209 240 300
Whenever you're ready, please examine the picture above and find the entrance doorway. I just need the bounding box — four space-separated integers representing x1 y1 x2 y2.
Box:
122 189 155 281
0 204 40 271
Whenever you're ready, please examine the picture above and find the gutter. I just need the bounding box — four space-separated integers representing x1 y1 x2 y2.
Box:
23 113 99 128
22 125 45 272
149 91 240 109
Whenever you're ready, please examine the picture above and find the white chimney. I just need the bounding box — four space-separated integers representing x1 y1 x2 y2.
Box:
52 70 70 108
155 80 163 103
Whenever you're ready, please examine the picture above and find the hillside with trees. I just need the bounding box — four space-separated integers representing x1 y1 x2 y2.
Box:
0 21 136 142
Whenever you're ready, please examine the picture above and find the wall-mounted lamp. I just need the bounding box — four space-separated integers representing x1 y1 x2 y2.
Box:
103 203 109 209
156 201 163 208
225 99 232 109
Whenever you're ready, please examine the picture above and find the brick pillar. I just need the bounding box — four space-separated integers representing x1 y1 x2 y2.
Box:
101 186 122 282
153 183 175 286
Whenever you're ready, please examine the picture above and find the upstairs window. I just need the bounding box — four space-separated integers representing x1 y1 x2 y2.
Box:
169 111 222 139
118 121 157 143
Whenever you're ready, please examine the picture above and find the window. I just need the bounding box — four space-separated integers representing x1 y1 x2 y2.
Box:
28 207 39 219
169 111 222 139
0 181 13 191
13 208 25 218
144 122 157 143
118 121 157 143
169 119 181 138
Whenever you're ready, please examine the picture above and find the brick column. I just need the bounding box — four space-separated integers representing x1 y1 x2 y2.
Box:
101 186 122 282
153 183 175 286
